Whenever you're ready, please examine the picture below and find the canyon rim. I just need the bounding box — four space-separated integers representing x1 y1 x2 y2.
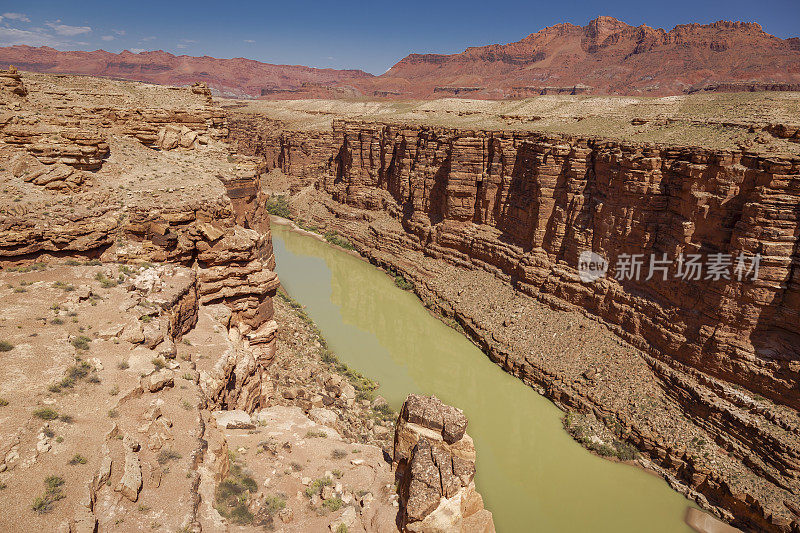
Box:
0 4 799 533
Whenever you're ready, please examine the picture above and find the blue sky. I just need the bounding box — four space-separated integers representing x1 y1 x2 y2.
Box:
0 0 798 74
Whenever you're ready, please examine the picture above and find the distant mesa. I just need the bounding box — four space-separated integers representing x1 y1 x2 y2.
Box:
1 16 798 99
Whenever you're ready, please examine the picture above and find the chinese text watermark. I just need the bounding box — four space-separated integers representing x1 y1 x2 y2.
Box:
578 251 761 283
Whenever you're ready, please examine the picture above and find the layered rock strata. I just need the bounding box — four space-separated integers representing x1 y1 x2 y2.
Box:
233 117 800 532
393 394 495 532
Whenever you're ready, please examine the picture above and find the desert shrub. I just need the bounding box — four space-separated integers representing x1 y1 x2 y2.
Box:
215 459 258 524
262 494 286 516
0 398 8 407
32 475 65 514
265 195 292 218
71 336 91 351
94 272 117 288
0 340 13 352
68 454 87 465
33 408 59 420
372 403 395 422
331 449 348 460
323 497 343 512
324 231 355 251
304 477 332 498
157 449 181 465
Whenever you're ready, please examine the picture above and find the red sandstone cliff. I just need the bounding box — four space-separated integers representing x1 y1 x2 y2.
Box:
363 17 800 97
4 16 798 98
0 46 373 98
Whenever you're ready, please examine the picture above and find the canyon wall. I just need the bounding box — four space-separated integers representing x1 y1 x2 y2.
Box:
236 118 800 412
232 115 800 530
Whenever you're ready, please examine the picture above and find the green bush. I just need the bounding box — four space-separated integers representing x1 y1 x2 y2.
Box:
68 454 87 465
324 231 355 251
71 336 91 351
215 461 258 524
32 475 65 514
265 195 292 218
304 477 332 498
322 497 343 512
0 340 13 352
33 408 59 420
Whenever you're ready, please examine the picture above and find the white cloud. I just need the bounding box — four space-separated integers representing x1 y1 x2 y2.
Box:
2 13 31 22
180 38 196 43
244 39 255 43
129 48 145 54
101 35 114 41
141 36 156 42
0 26 64 47
176 43 188 49
45 21 91 36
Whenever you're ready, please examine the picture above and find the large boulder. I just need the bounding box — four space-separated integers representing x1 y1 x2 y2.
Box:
393 394 495 532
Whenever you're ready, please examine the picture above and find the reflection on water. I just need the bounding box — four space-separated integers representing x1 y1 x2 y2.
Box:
271 223 692 533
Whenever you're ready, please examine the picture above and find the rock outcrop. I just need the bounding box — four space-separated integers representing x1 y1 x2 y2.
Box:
393 395 495 532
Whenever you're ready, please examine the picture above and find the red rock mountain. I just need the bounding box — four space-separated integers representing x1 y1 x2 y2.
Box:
2 16 799 98
362 16 800 97
0 46 374 98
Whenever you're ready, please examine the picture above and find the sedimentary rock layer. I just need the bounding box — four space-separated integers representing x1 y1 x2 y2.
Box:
232 116 800 531
240 119 800 411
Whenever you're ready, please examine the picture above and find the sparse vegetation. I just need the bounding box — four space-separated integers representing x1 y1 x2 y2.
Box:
304 477 332 498
32 475 65 514
52 281 75 292
95 272 117 288
117 360 130 370
323 496 343 512
262 494 286 516
265 195 292 218
387 267 414 291
157 449 181 465
70 336 91 351
152 357 165 370
0 340 14 352
371 403 395 422
8 262 47 273
68 454 87 465
0 398 8 407
33 408 59 420
215 459 258 525
563 411 639 461
304 429 327 438
335 524 348 533
324 231 355 251
331 449 348 460
48 361 94 392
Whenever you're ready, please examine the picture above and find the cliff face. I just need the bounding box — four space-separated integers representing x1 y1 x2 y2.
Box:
249 119 800 412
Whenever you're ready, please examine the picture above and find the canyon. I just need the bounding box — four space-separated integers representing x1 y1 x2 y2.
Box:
0 69 494 532
228 92 800 531
2 16 799 99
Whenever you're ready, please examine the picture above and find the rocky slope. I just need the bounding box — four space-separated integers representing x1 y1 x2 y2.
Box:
0 70 494 531
4 16 798 98
231 107 800 531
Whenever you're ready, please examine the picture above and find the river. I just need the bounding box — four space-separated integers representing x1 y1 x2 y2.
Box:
271 223 693 533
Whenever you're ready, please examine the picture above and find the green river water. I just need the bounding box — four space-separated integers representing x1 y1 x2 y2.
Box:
271 223 694 533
